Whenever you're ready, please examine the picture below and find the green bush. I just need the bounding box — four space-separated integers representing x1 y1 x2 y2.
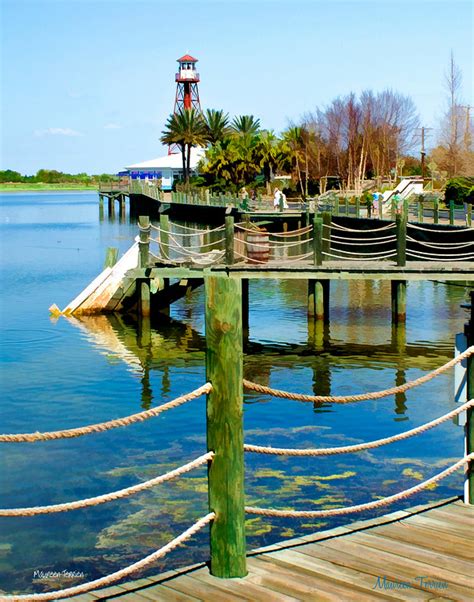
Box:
445 177 474 205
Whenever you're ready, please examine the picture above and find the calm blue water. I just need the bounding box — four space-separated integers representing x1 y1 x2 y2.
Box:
0 192 471 595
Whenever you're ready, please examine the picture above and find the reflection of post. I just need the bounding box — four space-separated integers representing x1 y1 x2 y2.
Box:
138 315 152 409
391 323 407 419
162 365 171 396
308 320 329 352
312 357 331 408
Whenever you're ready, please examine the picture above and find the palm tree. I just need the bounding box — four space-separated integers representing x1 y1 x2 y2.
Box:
231 115 261 137
204 109 230 145
160 109 207 183
283 126 305 197
256 130 280 193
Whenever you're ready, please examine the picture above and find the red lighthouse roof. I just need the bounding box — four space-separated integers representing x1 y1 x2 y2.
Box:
177 54 198 63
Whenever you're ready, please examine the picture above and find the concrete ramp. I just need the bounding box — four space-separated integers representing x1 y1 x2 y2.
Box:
56 243 139 315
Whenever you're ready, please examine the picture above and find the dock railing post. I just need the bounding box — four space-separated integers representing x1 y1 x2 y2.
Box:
355 196 360 218
205 275 247 578
159 214 170 260
313 217 323 266
139 215 150 268
433 197 439 224
225 215 235 265
465 290 474 504
467 203 472 227
417 196 423 222
396 213 407 267
322 211 331 258
449 200 455 225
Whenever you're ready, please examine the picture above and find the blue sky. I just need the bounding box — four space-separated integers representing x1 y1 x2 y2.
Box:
1 0 472 174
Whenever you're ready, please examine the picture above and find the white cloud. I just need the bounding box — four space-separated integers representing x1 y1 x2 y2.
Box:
104 123 122 130
34 128 84 137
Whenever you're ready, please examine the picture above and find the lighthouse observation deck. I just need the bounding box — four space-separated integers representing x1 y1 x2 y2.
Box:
175 70 200 82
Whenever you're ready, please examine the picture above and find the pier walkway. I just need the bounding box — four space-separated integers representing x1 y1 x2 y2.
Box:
71 497 473 601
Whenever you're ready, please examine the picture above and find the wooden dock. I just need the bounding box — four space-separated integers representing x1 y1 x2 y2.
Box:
71 498 473 601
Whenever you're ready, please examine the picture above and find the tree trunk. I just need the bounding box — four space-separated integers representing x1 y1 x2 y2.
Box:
181 145 187 185
186 144 192 185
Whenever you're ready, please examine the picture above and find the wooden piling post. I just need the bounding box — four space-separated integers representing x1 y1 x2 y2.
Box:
391 280 406 323
313 217 323 266
205 275 247 578
322 212 331 257
378 196 383 220
433 197 439 224
467 203 472 227
225 215 234 265
417 197 423 222
160 214 170 260
139 216 150 268
334 196 339 216
403 197 409 220
396 213 407 267
355 196 360 218
449 200 455 225
308 279 330 321
345 197 349 216
242 278 249 340
465 291 474 504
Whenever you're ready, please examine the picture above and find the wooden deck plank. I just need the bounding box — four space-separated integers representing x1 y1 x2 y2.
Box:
347 530 473 576
68 501 472 601
247 557 392 601
314 535 473 591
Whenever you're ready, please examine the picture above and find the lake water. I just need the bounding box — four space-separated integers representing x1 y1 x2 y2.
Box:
0 192 471 595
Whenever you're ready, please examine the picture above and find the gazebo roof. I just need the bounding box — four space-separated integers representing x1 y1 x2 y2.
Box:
125 147 205 171
177 54 198 63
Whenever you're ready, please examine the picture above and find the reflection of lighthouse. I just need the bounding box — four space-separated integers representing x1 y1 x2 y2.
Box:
174 54 202 112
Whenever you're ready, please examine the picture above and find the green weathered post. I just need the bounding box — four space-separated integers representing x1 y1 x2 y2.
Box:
403 197 409 220
139 215 150 268
205 189 210 205
355 196 360 218
279 193 284 212
433 197 439 224
138 215 151 317
313 217 323 266
417 197 423 223
334 196 340 216
205 275 247 578
322 211 331 257
345 197 349 216
466 290 474 504
225 215 235 265
378 196 383 220
467 204 472 227
160 214 170 260
396 213 407 267
449 200 455 225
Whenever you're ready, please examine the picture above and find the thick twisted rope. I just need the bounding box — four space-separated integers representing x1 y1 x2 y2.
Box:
246 454 473 518
243 347 474 403
406 236 473 249
329 235 396 245
405 247 474 260
330 222 396 233
0 452 214 516
322 251 397 261
244 399 474 456
234 250 313 264
0 383 212 443
408 222 473 233
0 513 215 601
169 222 225 235
406 252 474 262
322 245 396 256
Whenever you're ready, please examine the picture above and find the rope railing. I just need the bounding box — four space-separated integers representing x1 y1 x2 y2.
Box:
243 346 474 403
330 222 396 233
408 222 473 234
406 236 473 249
0 452 214 516
244 399 474 456
330 233 397 243
322 244 396 256
406 252 474 262
0 383 212 442
0 513 215 601
322 251 397 261
245 454 473 518
234 250 314 265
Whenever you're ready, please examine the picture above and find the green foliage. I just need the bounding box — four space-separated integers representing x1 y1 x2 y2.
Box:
0 169 116 185
445 177 474 205
0 170 23 183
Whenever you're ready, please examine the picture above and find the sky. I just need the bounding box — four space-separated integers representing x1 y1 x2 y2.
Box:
1 0 472 175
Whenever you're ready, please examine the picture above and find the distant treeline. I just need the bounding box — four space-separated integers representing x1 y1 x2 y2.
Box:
0 169 118 184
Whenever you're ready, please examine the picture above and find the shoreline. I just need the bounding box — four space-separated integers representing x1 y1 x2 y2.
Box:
0 185 98 192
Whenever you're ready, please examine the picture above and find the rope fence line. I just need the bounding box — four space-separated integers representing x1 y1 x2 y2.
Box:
322 251 397 261
245 454 474 518
244 399 474 456
234 250 314 265
407 222 473 234
0 453 214 517
405 247 474 260
243 346 474 403
0 513 215 601
330 233 397 243
0 383 212 443
406 252 474 262
406 236 473 249
330 222 396 233
322 245 397 256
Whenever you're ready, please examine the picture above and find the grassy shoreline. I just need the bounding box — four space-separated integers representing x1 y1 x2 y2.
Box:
0 183 99 192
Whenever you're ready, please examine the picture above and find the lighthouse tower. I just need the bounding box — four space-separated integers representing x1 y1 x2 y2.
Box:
174 54 202 113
